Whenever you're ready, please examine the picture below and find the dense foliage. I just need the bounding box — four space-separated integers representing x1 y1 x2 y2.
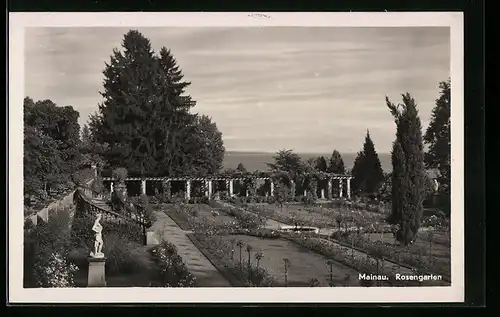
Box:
327 150 345 174
24 97 81 203
350 130 385 196
387 93 426 245
149 241 196 287
89 30 224 177
424 80 451 215
24 208 78 287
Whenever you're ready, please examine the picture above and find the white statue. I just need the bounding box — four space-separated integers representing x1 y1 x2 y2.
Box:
90 213 104 258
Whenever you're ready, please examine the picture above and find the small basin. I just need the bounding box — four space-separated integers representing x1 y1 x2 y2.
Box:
279 225 319 234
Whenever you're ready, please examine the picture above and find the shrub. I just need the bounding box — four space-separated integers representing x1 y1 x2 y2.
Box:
149 195 160 205
68 232 153 276
102 232 153 275
265 196 277 204
135 194 156 227
110 190 126 212
24 207 78 288
90 176 105 195
149 241 196 287
112 167 128 183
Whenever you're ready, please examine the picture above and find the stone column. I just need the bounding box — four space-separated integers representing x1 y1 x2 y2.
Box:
229 179 234 197
141 179 146 195
327 179 332 199
87 257 106 287
165 180 171 198
339 178 344 198
290 180 295 197
186 180 191 200
347 177 351 199
208 180 213 199
304 189 307 197
321 189 325 199
110 181 114 194
204 180 209 197
91 164 97 178
270 180 274 196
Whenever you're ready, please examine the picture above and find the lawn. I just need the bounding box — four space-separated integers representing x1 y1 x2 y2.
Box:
218 234 360 287
154 203 237 230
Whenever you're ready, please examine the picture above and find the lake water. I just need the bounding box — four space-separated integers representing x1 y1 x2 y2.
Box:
223 151 392 173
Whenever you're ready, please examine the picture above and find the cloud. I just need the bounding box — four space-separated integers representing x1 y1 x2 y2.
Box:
24 26 450 153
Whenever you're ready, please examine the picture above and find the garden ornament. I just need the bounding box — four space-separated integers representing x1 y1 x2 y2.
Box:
90 213 105 258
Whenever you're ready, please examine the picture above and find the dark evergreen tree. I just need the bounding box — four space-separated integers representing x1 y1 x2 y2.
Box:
424 79 451 215
387 93 426 245
89 30 224 177
327 150 345 174
314 156 328 172
350 131 384 195
236 163 247 173
91 30 160 175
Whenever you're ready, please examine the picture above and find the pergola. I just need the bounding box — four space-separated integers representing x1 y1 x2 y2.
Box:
101 173 353 200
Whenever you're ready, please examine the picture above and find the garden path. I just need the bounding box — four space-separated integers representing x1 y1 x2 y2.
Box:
151 210 232 287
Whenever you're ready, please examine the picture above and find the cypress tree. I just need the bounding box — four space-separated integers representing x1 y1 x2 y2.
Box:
351 131 384 195
387 93 426 245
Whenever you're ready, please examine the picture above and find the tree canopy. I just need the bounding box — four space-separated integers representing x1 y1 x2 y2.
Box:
350 130 384 195
24 97 81 201
424 79 451 215
89 30 224 177
314 156 328 172
327 150 345 174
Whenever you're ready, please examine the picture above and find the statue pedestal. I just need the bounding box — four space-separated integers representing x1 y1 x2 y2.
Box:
87 256 107 287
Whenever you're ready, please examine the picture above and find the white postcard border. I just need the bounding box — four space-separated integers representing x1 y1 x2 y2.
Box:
8 12 464 303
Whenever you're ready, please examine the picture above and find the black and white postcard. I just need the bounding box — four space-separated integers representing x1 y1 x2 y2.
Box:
8 12 464 303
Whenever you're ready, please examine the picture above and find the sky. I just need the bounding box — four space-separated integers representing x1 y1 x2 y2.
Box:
24 27 450 153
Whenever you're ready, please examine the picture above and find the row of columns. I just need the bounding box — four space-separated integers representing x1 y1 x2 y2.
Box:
110 177 351 199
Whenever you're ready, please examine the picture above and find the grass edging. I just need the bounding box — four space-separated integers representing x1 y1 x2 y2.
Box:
163 210 192 231
185 233 246 287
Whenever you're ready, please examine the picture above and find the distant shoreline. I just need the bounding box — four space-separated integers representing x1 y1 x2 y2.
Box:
223 151 392 173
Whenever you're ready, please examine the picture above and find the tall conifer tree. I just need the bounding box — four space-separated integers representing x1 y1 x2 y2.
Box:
387 93 426 245
350 131 384 195
90 30 224 177
327 150 345 174
424 79 451 215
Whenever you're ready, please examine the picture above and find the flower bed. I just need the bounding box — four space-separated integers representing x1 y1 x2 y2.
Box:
328 232 451 281
282 233 427 287
187 233 276 287
245 203 389 233
148 241 196 287
210 201 265 230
